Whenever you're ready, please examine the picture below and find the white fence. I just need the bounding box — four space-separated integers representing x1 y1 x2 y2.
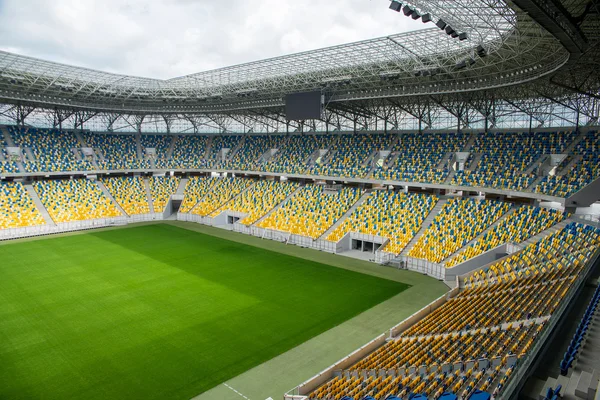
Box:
0 217 129 241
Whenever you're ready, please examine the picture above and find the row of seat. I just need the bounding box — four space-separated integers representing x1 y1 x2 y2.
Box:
191 177 255 216
559 284 600 375
179 177 219 213
309 223 600 400
149 176 180 212
257 185 362 239
102 176 150 215
2 128 598 200
373 133 469 184
0 181 45 229
209 180 299 224
407 199 510 263
33 179 122 223
326 191 438 254
445 206 565 268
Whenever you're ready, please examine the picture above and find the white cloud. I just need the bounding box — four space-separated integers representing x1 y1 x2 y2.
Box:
0 0 425 79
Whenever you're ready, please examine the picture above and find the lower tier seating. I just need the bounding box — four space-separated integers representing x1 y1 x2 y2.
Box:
33 179 121 223
149 176 180 212
102 176 150 215
407 199 510 263
191 177 255 216
0 181 45 229
257 185 362 239
326 191 438 254
309 223 600 400
209 180 299 225
179 177 218 213
445 206 565 267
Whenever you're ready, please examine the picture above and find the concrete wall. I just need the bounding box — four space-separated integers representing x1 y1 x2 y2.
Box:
566 176 600 209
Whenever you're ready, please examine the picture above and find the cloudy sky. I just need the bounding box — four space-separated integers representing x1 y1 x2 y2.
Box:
0 0 424 79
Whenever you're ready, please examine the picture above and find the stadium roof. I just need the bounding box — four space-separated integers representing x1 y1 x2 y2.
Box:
0 0 598 132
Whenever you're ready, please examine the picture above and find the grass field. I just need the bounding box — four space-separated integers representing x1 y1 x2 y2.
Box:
0 224 409 400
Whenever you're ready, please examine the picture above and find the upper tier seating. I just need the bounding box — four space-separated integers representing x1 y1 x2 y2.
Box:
309 223 600 400
156 135 210 169
102 176 150 215
209 180 299 224
221 135 285 171
33 179 121 223
453 131 577 191
407 198 510 263
140 135 171 156
84 133 148 170
0 181 45 229
191 177 254 216
9 127 93 172
257 185 362 239
149 176 180 212
262 135 334 175
326 190 438 254
179 177 218 213
373 132 469 184
308 133 394 179
446 206 565 267
535 131 600 197
207 135 243 162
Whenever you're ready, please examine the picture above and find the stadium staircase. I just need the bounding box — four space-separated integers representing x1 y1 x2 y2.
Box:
96 180 128 216
400 198 448 256
166 135 177 159
144 177 155 213
227 135 247 162
559 155 584 176
523 281 600 400
203 136 213 160
71 148 82 161
73 131 87 147
466 153 484 171
463 132 479 152
523 154 549 175
317 190 373 240
444 169 456 184
436 152 454 169
528 176 545 191
23 147 36 163
175 178 188 195
440 206 517 264
24 183 56 226
252 184 304 226
563 130 588 154
135 133 143 159
1 125 15 147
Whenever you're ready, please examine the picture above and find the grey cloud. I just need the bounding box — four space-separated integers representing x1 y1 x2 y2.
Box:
0 0 424 79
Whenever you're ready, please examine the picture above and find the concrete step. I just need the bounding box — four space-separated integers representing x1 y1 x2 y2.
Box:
24 184 56 226
436 152 453 169
96 180 128 217
463 132 478 152
24 147 36 162
1 125 16 147
564 131 587 154
528 175 544 192
318 190 373 239
523 154 548 175
466 153 483 171
176 178 188 195
74 131 88 147
400 198 448 256
559 155 584 176
166 135 178 159
144 177 155 213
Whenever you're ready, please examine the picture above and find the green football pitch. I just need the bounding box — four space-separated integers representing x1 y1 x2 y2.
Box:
0 224 409 400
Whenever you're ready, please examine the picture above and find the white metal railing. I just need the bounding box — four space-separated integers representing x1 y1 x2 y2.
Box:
0 216 129 241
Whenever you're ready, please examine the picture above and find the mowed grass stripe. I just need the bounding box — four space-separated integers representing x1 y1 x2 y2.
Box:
0 224 408 400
